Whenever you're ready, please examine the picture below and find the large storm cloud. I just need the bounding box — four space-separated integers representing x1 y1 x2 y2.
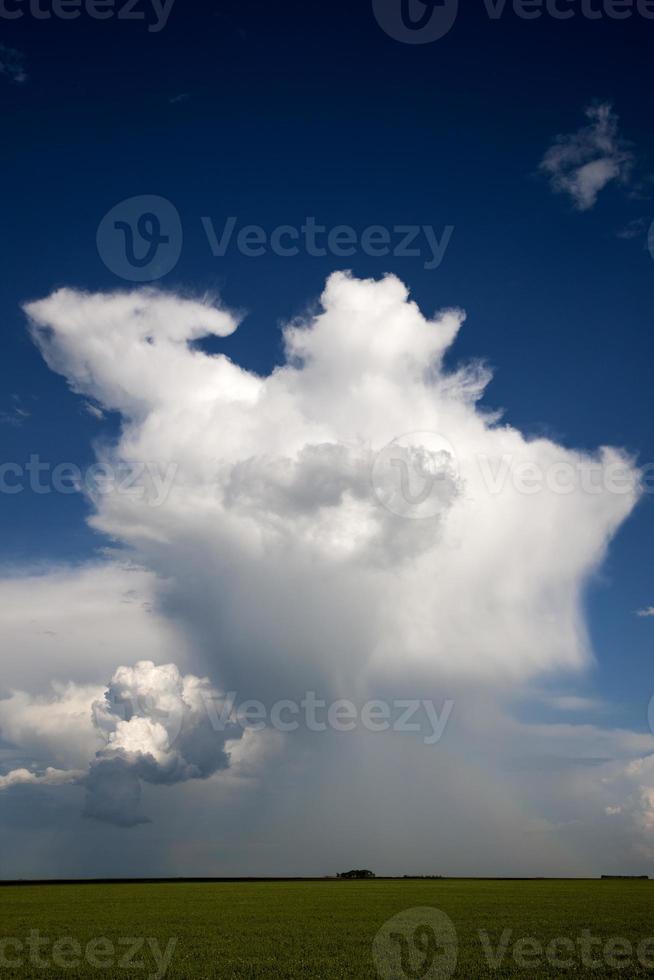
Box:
1 272 650 873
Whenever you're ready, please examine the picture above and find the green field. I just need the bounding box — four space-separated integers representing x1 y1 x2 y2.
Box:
2 879 654 978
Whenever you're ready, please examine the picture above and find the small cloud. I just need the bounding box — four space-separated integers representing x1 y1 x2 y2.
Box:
0 45 27 85
83 401 105 420
540 103 633 211
169 93 190 105
212 8 248 41
0 395 30 427
636 607 654 618
617 217 650 240
0 767 84 790
545 695 604 712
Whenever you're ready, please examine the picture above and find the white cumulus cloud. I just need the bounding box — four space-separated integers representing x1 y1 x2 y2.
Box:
24 273 639 690
0 661 244 827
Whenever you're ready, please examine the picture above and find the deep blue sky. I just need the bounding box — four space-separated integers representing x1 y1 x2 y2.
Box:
1 0 653 724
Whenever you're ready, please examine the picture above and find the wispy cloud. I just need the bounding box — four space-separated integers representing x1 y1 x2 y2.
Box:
0 45 27 85
617 217 650 241
0 395 30 427
544 695 605 712
540 103 633 211
83 400 105 420
636 607 654 618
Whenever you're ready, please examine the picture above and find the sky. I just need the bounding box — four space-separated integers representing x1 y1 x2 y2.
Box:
0 0 654 878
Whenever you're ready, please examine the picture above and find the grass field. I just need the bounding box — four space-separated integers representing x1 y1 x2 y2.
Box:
1 879 654 978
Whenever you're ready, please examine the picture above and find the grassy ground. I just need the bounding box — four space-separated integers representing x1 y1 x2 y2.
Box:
1 879 654 978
